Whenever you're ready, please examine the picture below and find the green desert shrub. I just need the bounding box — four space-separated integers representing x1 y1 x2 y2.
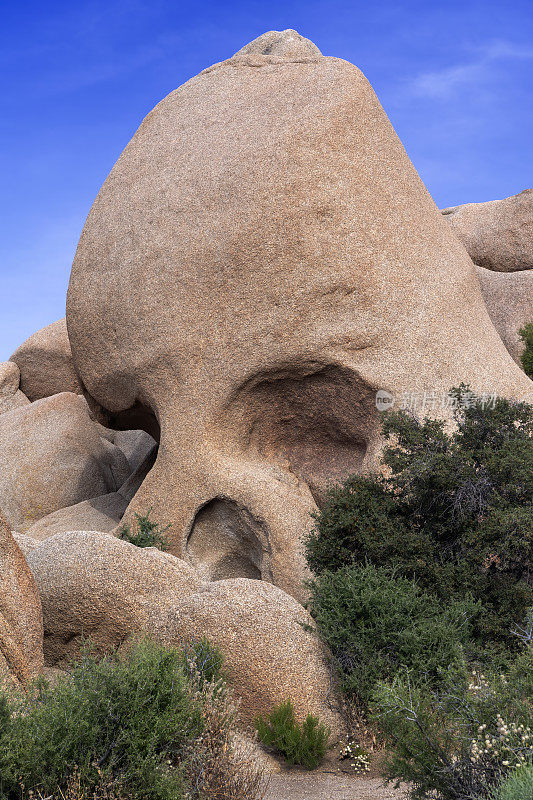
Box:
307 563 476 703
254 699 330 769
304 475 414 578
118 508 171 550
492 764 533 800
0 638 264 800
374 631 533 800
520 323 533 379
0 639 198 800
305 386 533 658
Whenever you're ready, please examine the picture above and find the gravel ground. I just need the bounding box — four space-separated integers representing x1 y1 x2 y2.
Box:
264 771 408 800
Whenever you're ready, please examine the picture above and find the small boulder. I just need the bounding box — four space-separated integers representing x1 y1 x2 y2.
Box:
0 508 44 686
442 189 533 272
24 445 156 540
0 361 30 415
26 531 202 665
10 318 82 400
476 266 533 366
24 494 127 540
232 28 322 59
0 392 131 531
109 429 157 473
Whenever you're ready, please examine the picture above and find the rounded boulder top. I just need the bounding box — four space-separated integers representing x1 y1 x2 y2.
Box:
231 28 322 60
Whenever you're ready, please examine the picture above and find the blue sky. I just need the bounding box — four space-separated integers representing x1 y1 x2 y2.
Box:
1 0 532 360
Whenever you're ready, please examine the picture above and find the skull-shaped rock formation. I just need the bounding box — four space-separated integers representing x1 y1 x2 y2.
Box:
66 30 532 601
0 508 44 687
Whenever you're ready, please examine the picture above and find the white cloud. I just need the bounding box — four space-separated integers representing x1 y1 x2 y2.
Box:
408 40 533 100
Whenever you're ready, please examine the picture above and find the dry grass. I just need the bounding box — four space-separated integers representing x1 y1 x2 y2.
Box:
341 696 382 754
184 660 268 800
29 767 125 800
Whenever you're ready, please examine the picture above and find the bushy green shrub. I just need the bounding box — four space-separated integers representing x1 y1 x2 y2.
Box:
0 639 198 800
0 639 264 800
254 699 330 769
305 386 533 658
520 323 533 379
374 634 533 800
307 563 476 703
304 475 413 577
118 509 171 550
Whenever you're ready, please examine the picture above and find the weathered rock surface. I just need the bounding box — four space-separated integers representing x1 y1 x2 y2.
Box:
10 318 82 400
24 444 156 540
0 392 132 532
156 578 342 733
111 429 157 473
0 509 43 686
25 494 127 540
232 28 321 59
66 30 532 600
0 361 30 415
25 531 342 733
26 531 201 664
476 266 533 366
12 532 41 556
442 189 533 272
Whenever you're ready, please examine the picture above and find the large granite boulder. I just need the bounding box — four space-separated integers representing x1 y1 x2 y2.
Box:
23 443 156 540
0 392 131 532
156 577 342 733
0 509 43 687
25 531 201 664
10 318 82 401
65 29 532 602
442 189 533 272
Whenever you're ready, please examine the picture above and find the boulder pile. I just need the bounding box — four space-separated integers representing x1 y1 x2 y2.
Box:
1 29 531 728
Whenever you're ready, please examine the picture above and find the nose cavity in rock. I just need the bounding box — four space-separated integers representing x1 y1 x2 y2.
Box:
187 498 272 582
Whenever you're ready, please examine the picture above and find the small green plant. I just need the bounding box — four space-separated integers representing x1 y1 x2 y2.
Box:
491 763 533 800
118 508 171 550
254 699 330 769
520 323 533 379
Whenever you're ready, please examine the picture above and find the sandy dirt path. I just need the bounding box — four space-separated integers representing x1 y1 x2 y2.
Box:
264 771 407 800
